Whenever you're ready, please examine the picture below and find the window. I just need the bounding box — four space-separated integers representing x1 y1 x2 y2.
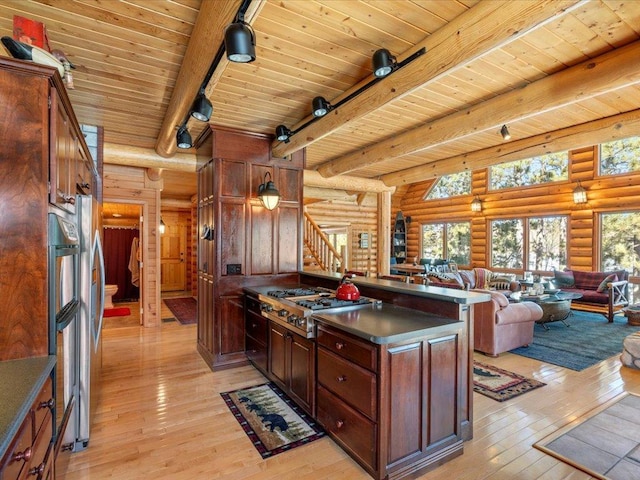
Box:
599 136 640 176
424 171 471 200
421 222 470 265
489 152 568 190
491 216 567 271
601 211 640 302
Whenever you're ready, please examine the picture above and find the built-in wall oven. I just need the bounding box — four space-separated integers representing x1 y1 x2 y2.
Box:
48 213 80 452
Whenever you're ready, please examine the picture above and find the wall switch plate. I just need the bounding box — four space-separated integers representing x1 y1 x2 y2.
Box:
226 264 242 275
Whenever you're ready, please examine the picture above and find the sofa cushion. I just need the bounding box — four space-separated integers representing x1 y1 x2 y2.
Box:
458 270 475 288
426 271 464 288
596 273 618 293
562 287 609 304
553 269 575 287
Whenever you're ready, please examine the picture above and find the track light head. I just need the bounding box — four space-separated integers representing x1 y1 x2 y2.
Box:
275 124 292 143
500 124 511 141
176 126 193 149
224 21 256 63
372 48 397 78
312 96 331 117
190 92 213 122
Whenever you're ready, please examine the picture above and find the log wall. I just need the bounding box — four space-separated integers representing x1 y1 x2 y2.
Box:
397 145 640 273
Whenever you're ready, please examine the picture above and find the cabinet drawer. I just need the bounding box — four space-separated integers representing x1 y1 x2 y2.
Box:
244 295 262 315
1 414 33 480
317 385 377 471
318 348 376 420
245 334 268 373
317 324 377 371
245 313 268 343
24 412 52 479
33 377 53 437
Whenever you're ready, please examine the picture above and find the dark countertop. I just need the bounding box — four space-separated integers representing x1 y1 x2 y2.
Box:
313 303 463 344
300 271 490 305
0 356 56 458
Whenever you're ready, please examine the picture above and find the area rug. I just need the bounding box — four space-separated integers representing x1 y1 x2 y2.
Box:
535 393 640 480
473 361 546 402
103 307 131 317
220 382 325 458
163 297 196 325
510 310 640 371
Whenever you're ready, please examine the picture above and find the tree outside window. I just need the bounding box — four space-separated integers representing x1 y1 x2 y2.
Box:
424 171 472 199
601 211 640 302
421 222 470 265
599 136 640 176
490 152 568 190
491 216 567 271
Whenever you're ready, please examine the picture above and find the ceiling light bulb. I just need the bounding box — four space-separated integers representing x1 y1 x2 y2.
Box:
224 21 256 63
372 48 397 78
312 96 331 117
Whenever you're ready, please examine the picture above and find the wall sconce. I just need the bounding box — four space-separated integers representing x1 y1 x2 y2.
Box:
275 124 292 143
573 181 587 204
176 125 192 149
372 48 397 78
159 217 166 234
224 14 256 63
500 124 511 141
312 96 332 117
190 90 213 122
257 171 280 210
471 195 482 212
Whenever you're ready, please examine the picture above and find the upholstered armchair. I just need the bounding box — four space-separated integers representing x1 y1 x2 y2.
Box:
472 289 543 357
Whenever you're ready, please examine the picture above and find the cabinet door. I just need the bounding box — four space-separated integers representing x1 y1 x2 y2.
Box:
51 95 76 213
269 323 287 386
288 332 315 414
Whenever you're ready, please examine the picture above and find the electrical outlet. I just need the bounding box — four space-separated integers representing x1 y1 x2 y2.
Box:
226 264 242 275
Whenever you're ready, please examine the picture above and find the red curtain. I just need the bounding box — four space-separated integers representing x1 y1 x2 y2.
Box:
103 228 140 302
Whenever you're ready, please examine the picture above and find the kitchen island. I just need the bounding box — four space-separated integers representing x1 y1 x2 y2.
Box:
244 273 489 480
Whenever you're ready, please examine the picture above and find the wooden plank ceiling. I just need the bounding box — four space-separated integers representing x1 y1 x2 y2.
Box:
1 0 640 202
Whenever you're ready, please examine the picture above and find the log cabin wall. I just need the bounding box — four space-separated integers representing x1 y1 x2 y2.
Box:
397 145 640 272
103 164 162 326
305 195 379 275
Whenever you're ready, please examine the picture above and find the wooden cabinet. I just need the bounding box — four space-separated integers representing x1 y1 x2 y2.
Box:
316 322 465 480
196 128 303 371
244 295 268 375
1 377 55 480
392 211 407 263
268 322 315 416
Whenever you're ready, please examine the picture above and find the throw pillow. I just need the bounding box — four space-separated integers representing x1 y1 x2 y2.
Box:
426 272 464 288
554 269 575 287
474 268 492 289
596 274 618 293
489 281 512 291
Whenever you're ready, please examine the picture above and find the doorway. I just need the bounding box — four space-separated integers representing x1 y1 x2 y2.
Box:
160 209 192 296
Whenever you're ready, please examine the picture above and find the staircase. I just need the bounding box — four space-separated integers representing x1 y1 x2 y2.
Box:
303 212 343 272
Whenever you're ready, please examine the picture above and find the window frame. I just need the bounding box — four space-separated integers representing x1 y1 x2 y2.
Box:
420 221 471 267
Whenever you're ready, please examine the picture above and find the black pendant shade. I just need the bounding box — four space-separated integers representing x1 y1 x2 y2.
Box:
275 124 292 143
190 92 213 122
224 21 256 63
372 48 397 78
312 96 331 117
176 126 193 149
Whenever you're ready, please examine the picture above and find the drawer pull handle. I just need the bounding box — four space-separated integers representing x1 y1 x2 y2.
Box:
28 462 45 476
335 342 345 350
39 398 54 410
336 420 344 429
337 375 347 382
13 447 32 462
252 323 257 328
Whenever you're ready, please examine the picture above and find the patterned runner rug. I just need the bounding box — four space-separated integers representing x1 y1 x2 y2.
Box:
535 393 640 480
221 382 325 458
163 297 196 325
473 361 546 402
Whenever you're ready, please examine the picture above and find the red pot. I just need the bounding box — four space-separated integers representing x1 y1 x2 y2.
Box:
336 275 361 301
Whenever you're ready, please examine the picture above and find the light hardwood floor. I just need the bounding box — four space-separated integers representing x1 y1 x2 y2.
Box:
60 313 640 480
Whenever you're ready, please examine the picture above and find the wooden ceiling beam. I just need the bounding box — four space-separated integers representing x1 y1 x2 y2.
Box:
154 0 241 158
104 143 201 172
381 109 640 186
304 170 394 193
271 0 582 159
319 39 640 178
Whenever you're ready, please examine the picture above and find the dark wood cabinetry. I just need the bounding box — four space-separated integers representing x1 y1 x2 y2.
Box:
244 295 269 374
196 128 303 371
316 322 465 480
268 322 315 415
1 377 55 480
392 211 407 263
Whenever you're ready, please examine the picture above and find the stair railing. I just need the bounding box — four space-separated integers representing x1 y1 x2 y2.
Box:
303 212 343 272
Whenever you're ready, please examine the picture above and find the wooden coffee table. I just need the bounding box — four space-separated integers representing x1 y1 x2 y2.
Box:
511 291 583 330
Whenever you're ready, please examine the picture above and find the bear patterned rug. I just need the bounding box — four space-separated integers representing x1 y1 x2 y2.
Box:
220 382 325 458
473 361 546 402
535 393 640 480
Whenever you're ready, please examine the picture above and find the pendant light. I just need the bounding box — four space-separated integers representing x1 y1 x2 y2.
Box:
224 14 256 63
190 91 213 122
257 172 280 210
372 48 397 78
159 218 166 234
573 181 587 204
275 125 292 143
312 96 332 117
471 195 482 212
176 126 192 149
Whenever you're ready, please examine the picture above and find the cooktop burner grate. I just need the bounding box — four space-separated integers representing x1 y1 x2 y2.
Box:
295 297 374 311
266 287 328 298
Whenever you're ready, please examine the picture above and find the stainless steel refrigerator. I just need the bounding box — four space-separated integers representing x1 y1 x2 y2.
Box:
67 194 105 451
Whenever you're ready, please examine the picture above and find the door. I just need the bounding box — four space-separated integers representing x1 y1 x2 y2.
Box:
161 220 186 291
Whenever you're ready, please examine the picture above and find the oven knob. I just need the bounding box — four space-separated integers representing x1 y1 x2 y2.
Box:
287 314 298 324
260 303 273 313
296 318 306 328
278 309 289 317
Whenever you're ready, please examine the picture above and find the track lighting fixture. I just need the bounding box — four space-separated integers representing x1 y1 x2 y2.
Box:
224 13 256 63
372 48 397 78
257 171 280 210
190 91 213 122
471 195 482 212
159 217 166 234
573 181 587 204
176 126 193 149
275 125 292 143
312 96 332 118
500 124 511 141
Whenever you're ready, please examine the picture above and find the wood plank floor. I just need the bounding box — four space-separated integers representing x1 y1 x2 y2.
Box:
59 312 640 480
